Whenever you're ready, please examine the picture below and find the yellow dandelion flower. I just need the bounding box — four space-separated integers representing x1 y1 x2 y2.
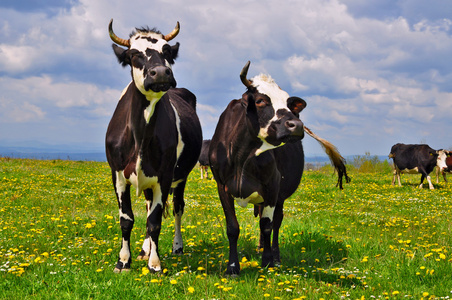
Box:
170 279 177 285
188 287 195 293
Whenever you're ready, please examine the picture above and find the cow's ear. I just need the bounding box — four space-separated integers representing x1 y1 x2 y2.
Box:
288 97 307 116
171 42 180 61
242 93 257 113
112 44 130 67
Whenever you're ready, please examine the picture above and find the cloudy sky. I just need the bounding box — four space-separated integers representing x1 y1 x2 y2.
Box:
1 0 452 156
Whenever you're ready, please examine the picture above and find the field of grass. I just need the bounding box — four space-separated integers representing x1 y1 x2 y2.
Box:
1 157 452 299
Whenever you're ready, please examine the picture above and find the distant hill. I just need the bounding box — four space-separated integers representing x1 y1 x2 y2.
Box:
0 145 389 165
0 145 106 162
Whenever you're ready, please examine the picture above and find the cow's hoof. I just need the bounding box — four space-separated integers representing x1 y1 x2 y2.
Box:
148 266 163 275
225 265 240 276
172 248 183 255
113 267 131 273
137 250 149 260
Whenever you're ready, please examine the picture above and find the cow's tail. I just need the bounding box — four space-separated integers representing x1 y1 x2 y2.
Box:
304 126 351 189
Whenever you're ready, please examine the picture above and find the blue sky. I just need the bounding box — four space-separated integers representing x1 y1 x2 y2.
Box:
1 0 451 156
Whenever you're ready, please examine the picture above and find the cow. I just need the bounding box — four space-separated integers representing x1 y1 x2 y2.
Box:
198 140 211 179
209 61 349 275
105 19 202 273
389 143 448 190
436 153 452 183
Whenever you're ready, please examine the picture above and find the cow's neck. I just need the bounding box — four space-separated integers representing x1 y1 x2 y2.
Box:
142 92 167 124
129 87 166 146
228 116 263 175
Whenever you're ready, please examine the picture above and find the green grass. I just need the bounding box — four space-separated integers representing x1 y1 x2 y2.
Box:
1 157 451 299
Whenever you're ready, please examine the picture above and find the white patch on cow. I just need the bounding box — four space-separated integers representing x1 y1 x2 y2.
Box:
128 155 159 196
115 171 127 196
250 74 292 153
130 32 168 54
170 102 185 161
148 238 161 272
119 237 130 264
115 171 133 221
147 185 163 218
172 211 183 253
256 141 285 156
171 179 183 188
140 236 151 258
235 191 263 208
143 97 162 123
399 167 419 174
261 205 275 221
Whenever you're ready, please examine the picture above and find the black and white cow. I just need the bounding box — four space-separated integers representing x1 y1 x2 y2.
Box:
209 61 348 275
198 140 211 179
105 20 202 273
389 143 448 190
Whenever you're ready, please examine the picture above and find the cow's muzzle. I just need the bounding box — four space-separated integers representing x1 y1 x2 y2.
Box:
144 66 176 92
275 118 304 141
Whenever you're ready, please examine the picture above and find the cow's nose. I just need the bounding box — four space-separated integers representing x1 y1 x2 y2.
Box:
149 66 172 80
285 119 304 136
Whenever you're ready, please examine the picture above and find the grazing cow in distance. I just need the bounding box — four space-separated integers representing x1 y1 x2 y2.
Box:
436 153 452 183
198 140 211 179
105 19 202 273
209 61 349 275
389 143 448 190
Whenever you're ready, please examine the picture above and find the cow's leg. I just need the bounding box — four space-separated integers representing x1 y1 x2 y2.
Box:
426 174 435 190
260 205 275 269
172 180 187 254
200 167 203 179
392 169 397 186
419 174 425 189
137 198 151 261
396 171 402 187
113 171 134 273
436 166 440 183
271 201 284 265
143 184 169 273
443 172 448 183
218 184 240 275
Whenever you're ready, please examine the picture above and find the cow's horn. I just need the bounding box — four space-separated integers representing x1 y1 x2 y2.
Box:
164 21 180 41
108 19 130 48
240 61 253 88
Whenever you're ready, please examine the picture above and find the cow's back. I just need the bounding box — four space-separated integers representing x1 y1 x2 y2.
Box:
168 88 203 181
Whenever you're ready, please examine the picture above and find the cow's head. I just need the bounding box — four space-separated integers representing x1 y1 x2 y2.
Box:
240 61 306 154
436 149 450 172
109 19 180 100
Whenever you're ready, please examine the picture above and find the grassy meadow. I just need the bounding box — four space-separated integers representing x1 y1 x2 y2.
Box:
1 156 452 299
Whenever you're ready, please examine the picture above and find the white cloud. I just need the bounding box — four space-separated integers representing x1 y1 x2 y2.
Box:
0 0 451 155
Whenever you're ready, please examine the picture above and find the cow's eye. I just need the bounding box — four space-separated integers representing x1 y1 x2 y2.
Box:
255 98 265 105
131 53 145 67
